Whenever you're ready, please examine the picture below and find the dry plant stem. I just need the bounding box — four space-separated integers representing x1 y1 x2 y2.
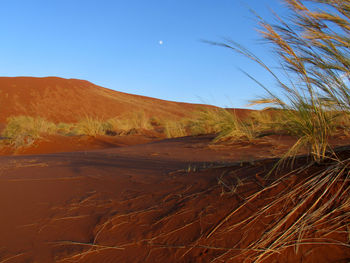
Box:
0 253 26 263
203 0 350 261
206 180 280 238
260 171 340 244
51 241 124 250
253 176 338 252
253 168 348 262
56 247 114 262
207 162 308 238
207 156 349 262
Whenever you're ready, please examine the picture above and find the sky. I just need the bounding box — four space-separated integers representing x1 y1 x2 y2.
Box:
0 0 287 108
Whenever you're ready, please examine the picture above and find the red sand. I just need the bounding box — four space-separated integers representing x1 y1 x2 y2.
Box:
0 135 348 262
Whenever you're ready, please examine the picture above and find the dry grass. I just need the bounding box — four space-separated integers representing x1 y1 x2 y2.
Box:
188 108 258 142
56 122 78 136
252 99 337 162
248 163 350 262
1 116 57 148
107 111 153 135
207 156 350 262
205 0 350 261
163 120 188 138
0 115 112 148
75 116 111 137
1 109 275 144
0 111 163 149
162 108 260 139
209 0 350 161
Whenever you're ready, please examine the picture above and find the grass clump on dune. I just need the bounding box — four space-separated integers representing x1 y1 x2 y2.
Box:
75 116 112 137
212 0 350 161
162 108 277 140
163 120 188 138
189 108 257 142
0 111 164 147
162 108 253 139
56 122 78 136
251 98 337 161
188 109 229 136
2 116 57 147
1 115 116 148
205 0 350 261
107 111 153 135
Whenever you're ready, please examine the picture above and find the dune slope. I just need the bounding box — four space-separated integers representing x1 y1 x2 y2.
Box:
0 76 206 123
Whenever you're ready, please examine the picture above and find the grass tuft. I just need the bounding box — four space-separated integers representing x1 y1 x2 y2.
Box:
75 116 111 137
163 120 188 138
2 116 57 148
205 0 350 260
107 111 153 135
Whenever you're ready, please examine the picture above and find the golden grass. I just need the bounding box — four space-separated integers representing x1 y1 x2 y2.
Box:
163 120 188 138
1 116 57 147
205 0 350 260
75 116 111 137
162 108 262 139
208 0 350 160
56 122 77 136
208 156 350 262
107 111 153 135
0 111 163 149
187 108 257 142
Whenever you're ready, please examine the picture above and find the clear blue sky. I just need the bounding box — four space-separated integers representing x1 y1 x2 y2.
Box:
0 0 286 108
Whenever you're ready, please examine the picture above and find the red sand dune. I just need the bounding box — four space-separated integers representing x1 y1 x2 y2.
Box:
0 76 217 123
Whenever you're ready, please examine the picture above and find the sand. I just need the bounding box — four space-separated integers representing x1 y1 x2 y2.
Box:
0 135 348 262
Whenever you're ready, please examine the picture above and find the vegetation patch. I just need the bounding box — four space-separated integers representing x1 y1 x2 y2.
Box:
204 0 350 261
2 116 57 148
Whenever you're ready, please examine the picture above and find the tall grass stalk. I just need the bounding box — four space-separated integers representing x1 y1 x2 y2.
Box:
205 0 350 261
208 157 350 262
209 0 350 161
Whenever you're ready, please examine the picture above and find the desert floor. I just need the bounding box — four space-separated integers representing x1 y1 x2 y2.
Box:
0 134 349 263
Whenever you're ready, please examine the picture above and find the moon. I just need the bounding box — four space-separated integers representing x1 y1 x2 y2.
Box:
159 40 163 45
